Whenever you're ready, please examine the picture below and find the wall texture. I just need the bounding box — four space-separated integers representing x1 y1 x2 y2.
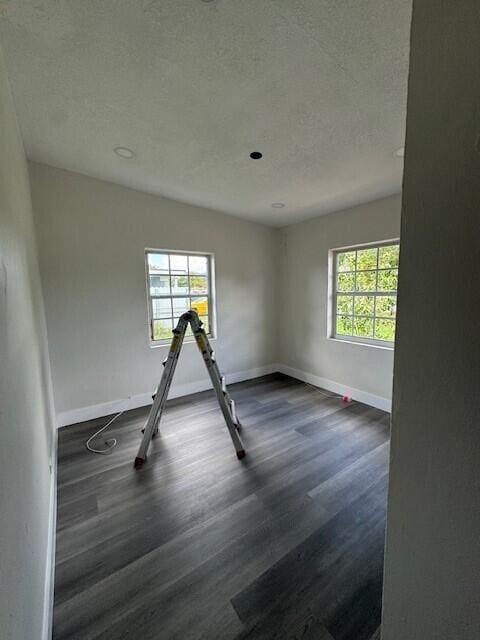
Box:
382 2 480 639
30 163 279 423
0 48 56 639
277 195 401 409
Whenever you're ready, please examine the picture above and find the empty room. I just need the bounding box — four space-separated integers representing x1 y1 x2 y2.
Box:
0 2 478 640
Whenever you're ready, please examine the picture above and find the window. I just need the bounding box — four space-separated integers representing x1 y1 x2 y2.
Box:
331 241 399 346
145 250 214 344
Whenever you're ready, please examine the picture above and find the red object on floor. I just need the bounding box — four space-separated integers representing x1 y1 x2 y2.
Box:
342 395 352 403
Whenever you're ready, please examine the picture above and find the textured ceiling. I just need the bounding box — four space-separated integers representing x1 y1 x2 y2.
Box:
0 1 412 226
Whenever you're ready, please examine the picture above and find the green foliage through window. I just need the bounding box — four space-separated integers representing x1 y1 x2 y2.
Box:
336 296 353 315
354 296 374 316
356 271 376 292
337 272 355 292
336 316 352 336
334 243 399 343
356 248 377 271
337 251 356 272
354 317 373 338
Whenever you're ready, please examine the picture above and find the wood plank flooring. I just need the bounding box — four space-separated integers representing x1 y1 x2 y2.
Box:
54 373 390 640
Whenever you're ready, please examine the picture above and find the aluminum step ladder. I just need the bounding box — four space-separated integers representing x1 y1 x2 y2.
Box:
134 309 245 468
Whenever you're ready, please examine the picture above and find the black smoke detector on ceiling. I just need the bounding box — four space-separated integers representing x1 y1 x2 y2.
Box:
250 151 263 159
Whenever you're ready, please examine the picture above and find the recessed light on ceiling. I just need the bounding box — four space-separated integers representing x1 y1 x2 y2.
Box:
394 146 405 158
271 203 285 208
114 146 135 159
250 151 263 160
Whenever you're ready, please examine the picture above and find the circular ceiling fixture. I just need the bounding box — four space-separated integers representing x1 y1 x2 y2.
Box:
250 151 263 160
114 146 135 159
394 147 405 158
271 203 285 208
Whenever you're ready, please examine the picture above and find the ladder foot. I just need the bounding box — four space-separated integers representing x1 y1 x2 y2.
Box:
134 456 146 468
236 449 246 460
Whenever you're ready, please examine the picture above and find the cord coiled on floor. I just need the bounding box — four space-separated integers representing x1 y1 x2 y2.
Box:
85 411 123 454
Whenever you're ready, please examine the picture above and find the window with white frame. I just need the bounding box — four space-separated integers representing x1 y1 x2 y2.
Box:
145 250 214 343
331 241 399 345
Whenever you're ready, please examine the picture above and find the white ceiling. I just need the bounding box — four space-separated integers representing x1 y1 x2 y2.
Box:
0 1 412 226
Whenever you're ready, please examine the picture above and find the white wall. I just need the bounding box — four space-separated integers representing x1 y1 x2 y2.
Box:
0 47 56 640
382 2 480 639
30 163 279 424
277 195 401 409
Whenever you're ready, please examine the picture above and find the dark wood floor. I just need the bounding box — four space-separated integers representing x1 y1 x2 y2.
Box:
54 373 390 640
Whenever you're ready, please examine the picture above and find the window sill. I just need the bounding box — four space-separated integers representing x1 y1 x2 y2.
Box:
150 336 217 349
327 337 394 351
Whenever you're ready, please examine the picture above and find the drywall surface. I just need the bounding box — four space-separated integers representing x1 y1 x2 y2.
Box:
30 162 278 420
382 2 480 639
0 47 56 640
278 195 401 407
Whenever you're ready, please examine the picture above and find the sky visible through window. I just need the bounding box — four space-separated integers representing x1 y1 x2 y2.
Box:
146 251 212 342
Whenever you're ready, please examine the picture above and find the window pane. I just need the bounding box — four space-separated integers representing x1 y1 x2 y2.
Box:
353 317 374 338
199 315 209 333
189 275 208 295
172 297 189 317
152 318 173 341
378 245 399 269
152 298 171 319
171 274 189 295
337 251 356 272
377 269 398 291
336 316 353 336
169 254 188 275
190 296 209 316
150 274 170 295
189 255 208 275
337 272 355 292
376 295 397 318
374 318 396 341
356 247 378 271
147 252 169 273
332 243 398 345
356 271 376 291
147 252 213 340
336 295 353 315
354 296 374 316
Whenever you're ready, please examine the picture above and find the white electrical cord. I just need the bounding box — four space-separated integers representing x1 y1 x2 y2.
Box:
305 383 339 399
85 411 123 454
305 383 354 403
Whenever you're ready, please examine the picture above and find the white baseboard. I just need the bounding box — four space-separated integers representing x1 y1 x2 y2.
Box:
42 429 57 640
57 364 280 427
57 362 390 427
277 364 391 412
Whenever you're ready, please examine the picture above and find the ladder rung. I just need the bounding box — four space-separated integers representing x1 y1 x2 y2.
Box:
135 309 245 467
